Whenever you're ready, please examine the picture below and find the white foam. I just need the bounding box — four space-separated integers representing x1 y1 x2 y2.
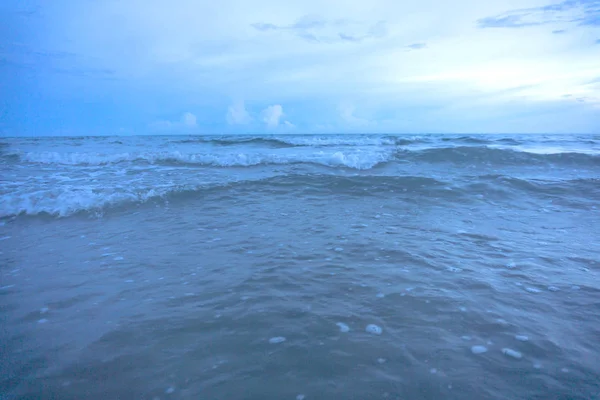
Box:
515 335 529 342
376 293 385 298
19 149 393 170
502 348 522 359
269 336 286 344
471 345 488 354
296 395 306 400
461 336 472 341
274 135 397 147
2 284 17 290
548 286 560 292
334 247 344 252
366 324 383 335
571 285 581 290
165 387 175 394
114 256 124 261
336 322 350 333
525 287 541 293
377 358 387 364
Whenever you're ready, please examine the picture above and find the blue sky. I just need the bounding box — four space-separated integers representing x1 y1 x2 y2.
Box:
1 0 599 135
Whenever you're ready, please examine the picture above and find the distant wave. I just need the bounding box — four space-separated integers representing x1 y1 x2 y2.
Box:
16 150 394 169
173 135 408 147
11 145 599 169
404 146 600 166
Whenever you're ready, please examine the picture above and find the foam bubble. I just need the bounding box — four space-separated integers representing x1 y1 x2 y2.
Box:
515 335 529 342
547 286 560 292
471 345 488 354
336 322 350 333
269 336 286 344
502 348 522 359
525 287 541 293
366 324 383 335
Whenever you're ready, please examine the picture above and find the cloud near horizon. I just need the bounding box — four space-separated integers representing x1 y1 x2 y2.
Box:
1 0 599 135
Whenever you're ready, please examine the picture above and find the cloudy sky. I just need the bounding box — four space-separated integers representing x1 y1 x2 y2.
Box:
1 0 599 135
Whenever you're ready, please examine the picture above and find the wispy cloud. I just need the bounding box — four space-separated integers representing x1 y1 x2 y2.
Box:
338 104 371 127
478 0 600 29
251 15 387 44
0 44 115 78
406 43 427 50
552 29 567 33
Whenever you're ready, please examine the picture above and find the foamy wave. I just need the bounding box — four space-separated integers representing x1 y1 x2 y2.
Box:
0 188 155 218
18 150 392 169
272 136 399 146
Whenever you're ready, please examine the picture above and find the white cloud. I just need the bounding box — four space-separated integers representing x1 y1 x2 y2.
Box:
338 104 370 126
262 104 284 128
149 112 198 131
181 112 197 127
227 101 252 125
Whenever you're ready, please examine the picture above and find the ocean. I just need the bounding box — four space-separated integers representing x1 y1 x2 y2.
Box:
1 134 599 399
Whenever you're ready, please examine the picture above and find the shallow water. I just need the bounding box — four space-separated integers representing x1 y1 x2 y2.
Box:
1 134 600 399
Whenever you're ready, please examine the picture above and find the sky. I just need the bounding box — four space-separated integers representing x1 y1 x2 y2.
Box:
1 0 599 135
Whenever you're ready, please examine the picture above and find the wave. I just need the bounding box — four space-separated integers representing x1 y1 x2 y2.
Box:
172 135 412 147
405 146 600 166
8 143 600 170
0 175 452 218
16 150 394 170
3 174 599 219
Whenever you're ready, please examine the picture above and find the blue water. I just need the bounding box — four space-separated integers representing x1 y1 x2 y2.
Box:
1 134 599 399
